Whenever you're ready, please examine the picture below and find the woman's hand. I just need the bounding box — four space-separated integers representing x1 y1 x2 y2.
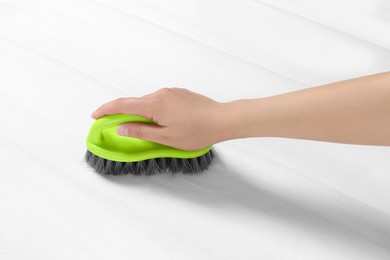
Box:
92 72 390 148
92 88 226 150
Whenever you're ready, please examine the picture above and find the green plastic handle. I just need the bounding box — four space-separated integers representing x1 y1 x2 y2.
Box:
86 114 212 162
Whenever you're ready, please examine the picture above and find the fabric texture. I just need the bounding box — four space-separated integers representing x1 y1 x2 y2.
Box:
1 0 390 259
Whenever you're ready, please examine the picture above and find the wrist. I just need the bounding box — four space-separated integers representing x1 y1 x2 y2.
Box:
214 97 282 142
213 99 260 142
212 101 240 142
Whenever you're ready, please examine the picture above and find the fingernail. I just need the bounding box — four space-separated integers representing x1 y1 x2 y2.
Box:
117 125 128 136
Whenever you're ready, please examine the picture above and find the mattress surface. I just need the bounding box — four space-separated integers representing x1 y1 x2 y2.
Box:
1 0 390 259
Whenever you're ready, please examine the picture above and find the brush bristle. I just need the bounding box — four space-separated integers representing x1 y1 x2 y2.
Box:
85 148 215 176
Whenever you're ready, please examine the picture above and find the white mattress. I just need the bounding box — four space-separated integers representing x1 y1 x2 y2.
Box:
1 0 390 259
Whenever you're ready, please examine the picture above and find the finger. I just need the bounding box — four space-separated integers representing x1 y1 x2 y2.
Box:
117 123 167 145
92 98 153 119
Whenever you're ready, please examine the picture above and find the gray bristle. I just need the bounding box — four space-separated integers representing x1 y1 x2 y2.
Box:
85 148 215 176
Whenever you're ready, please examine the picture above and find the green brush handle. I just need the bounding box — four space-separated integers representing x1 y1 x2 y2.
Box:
86 113 212 162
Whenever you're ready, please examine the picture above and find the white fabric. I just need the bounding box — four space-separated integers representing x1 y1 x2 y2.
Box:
1 0 390 259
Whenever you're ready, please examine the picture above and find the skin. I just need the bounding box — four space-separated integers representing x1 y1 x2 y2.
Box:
92 71 390 150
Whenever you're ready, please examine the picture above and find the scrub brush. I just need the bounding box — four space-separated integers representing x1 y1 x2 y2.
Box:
85 114 214 175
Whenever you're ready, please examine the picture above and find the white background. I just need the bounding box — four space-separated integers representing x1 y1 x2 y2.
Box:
1 0 390 259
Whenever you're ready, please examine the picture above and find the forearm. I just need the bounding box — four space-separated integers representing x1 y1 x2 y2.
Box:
220 72 390 146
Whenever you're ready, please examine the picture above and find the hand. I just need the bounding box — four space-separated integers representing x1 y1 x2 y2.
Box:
92 88 225 150
92 72 390 149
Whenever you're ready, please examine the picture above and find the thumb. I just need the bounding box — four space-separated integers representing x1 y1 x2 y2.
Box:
117 122 165 144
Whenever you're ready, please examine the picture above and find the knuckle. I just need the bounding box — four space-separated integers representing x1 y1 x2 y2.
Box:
115 97 125 102
157 87 172 94
130 123 144 139
157 127 169 140
173 87 188 91
114 97 128 106
160 132 170 142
